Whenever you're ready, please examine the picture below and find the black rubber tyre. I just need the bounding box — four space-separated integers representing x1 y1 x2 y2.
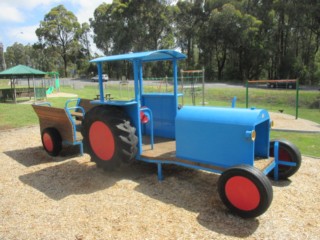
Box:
41 128 62 156
82 106 138 170
268 139 301 179
218 165 273 218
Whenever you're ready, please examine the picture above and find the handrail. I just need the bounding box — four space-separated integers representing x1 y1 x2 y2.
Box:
65 98 80 108
140 107 154 149
65 106 85 141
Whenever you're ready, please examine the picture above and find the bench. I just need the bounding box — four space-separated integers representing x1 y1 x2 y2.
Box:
0 89 13 102
32 102 85 156
0 88 45 102
16 89 33 98
94 93 114 100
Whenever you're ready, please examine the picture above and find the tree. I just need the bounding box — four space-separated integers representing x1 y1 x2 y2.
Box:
199 4 260 80
79 22 92 59
91 0 173 54
174 0 203 68
90 2 133 55
5 43 28 67
289 0 320 84
2 1 319 83
5 42 62 73
90 0 174 78
36 5 81 77
232 3 263 80
31 43 61 72
0 42 6 70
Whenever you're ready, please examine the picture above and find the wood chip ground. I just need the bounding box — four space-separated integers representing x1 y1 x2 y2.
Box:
0 115 319 239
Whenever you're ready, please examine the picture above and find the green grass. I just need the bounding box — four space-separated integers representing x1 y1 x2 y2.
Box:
270 131 320 158
1 82 319 157
0 103 35 129
0 79 9 88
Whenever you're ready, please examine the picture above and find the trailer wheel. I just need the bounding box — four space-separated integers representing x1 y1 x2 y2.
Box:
82 106 137 170
268 139 301 179
218 165 273 218
41 128 62 156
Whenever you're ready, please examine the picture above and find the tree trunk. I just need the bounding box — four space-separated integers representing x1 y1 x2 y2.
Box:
238 48 243 81
63 54 68 77
216 46 226 81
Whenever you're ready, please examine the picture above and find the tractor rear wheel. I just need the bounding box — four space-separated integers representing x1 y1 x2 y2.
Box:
41 128 62 156
218 165 273 218
82 106 137 170
268 139 301 179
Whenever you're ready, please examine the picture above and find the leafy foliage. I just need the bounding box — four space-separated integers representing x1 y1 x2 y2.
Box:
35 5 82 77
90 0 174 54
2 1 320 84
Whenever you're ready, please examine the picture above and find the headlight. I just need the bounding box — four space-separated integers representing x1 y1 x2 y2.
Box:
270 120 274 128
246 130 256 141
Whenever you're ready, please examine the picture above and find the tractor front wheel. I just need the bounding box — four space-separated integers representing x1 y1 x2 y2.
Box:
268 139 301 180
218 165 273 218
82 106 138 170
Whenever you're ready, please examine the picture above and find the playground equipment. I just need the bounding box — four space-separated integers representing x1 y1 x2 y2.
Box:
46 72 60 94
119 76 130 98
33 50 301 218
180 69 205 105
32 99 94 156
266 79 297 89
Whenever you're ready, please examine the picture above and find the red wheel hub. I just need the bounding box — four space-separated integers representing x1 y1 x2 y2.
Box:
279 149 291 160
279 148 291 169
225 176 260 211
89 121 115 161
43 133 54 152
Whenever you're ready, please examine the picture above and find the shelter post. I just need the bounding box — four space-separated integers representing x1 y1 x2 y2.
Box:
13 79 17 103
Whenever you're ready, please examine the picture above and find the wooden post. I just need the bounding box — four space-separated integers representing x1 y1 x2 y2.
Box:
13 78 17 104
202 67 205 106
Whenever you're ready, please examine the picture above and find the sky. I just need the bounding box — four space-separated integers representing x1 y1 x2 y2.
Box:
0 0 112 53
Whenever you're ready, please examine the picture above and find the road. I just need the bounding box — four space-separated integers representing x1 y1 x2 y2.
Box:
14 78 319 91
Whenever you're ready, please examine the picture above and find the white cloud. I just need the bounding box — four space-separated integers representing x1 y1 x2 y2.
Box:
7 25 39 45
0 3 25 22
69 0 111 55
0 0 112 24
0 0 61 10
0 0 62 24
0 0 111 53
71 0 112 23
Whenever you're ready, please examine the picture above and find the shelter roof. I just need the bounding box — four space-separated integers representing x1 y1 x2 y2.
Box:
0 65 46 78
90 49 187 63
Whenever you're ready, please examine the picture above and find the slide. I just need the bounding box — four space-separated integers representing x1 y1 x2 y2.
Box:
46 86 54 95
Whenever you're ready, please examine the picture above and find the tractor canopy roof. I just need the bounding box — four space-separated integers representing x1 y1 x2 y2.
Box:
90 49 186 63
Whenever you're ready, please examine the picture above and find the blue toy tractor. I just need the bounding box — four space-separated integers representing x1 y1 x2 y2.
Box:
35 50 301 218
82 50 301 218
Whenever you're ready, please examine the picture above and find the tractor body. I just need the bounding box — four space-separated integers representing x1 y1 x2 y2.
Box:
33 50 301 218
175 106 270 168
84 50 301 218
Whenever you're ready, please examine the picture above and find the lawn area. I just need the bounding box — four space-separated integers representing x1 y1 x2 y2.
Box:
270 131 319 158
1 81 319 157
